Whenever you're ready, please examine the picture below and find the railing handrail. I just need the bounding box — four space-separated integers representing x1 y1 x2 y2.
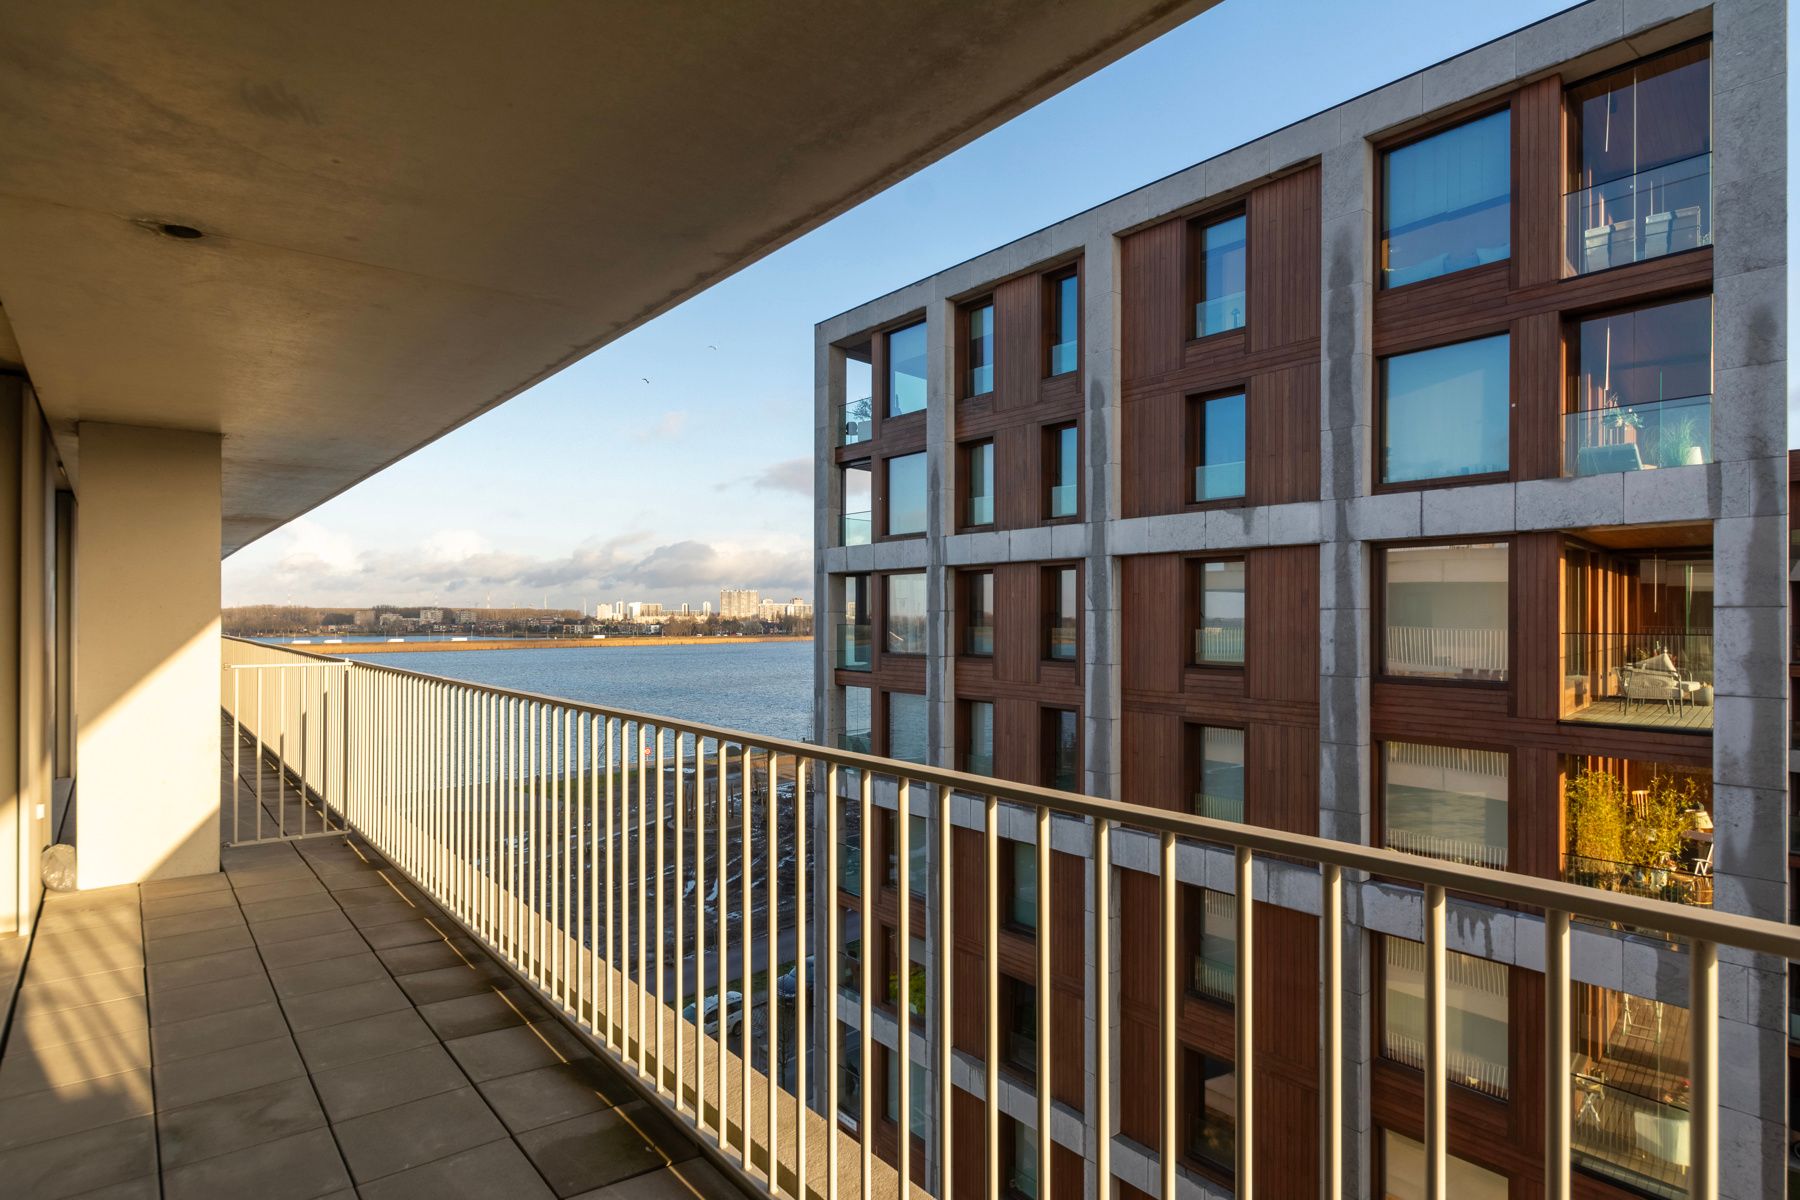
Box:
1564 149 1712 200
219 636 1800 962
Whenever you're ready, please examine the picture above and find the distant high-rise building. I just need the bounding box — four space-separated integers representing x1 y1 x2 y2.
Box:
418 607 443 624
702 601 712 617
720 587 759 618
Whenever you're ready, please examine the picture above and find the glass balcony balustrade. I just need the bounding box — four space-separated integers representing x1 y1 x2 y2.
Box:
1195 460 1246 502
1565 394 1712 476
840 396 873 445
1567 153 1711 276
842 510 871 547
1048 483 1077 518
969 494 994 526
965 624 994 656
836 623 870 671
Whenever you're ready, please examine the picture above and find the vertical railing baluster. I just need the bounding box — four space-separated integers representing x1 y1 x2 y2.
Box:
1689 939 1717 1200
825 762 840 1199
605 716 617 1049
1424 883 1447 1200
767 750 780 1193
656 727 668 1095
1321 864 1342 1200
718 737 730 1150
985 794 1000 1200
675 730 687 1114
231 670 241 844
639 723 650 1075
254 672 263 841
1235 847 1254 1194
694 734 706 1128
858 770 873 1200
563 709 574 1012
740 743 753 1176
1093 817 1111 1200
795 758 809 1199
1159 830 1176 1200
1036 804 1052 1200
935 783 951 1200
896 778 911 1197
1545 909 1570 1200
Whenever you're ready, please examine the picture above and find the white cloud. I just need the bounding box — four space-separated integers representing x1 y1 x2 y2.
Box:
422 529 489 562
635 410 689 441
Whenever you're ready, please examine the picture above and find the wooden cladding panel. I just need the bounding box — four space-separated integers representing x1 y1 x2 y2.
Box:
1512 76 1566 289
1120 554 1186 695
1369 681 1710 768
1121 707 1184 813
994 272 1041 413
1247 166 1322 353
1246 363 1321 506
1246 545 1320 704
1122 218 1185 382
1511 310 1563 481
1248 722 1320 836
1511 532 1562 722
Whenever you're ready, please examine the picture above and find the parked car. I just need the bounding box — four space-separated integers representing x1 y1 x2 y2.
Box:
683 990 743 1039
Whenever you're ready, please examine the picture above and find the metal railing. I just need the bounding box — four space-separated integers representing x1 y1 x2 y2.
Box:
1385 624 1508 680
841 397 873 446
220 635 1800 1200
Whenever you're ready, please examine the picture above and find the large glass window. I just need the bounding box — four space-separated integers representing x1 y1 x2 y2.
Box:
1048 271 1079 376
1043 708 1078 791
1189 725 1245 822
882 1046 930 1135
966 440 995 526
1045 567 1077 661
886 692 927 765
1047 423 1078 518
1382 1131 1509 1200
1006 1118 1039 1200
964 570 994 657
884 573 926 656
1571 984 1692 1198
1185 886 1237 1003
1191 391 1246 502
1182 1049 1237 1174
1193 213 1247 337
842 461 872 547
1567 296 1713 475
885 452 927 537
1381 335 1510 484
888 321 927 416
1005 978 1037 1074
838 573 871 671
842 685 871 754
1192 559 1246 666
1382 110 1511 287
1382 543 1509 681
1007 839 1037 930
1383 937 1510 1098
1383 742 1508 869
967 302 995 397
1568 44 1712 275
966 701 994 777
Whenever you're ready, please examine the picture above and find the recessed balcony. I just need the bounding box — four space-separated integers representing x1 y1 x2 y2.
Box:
1566 152 1711 275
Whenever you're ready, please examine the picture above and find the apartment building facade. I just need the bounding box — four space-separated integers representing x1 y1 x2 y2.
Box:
812 2 1787 1197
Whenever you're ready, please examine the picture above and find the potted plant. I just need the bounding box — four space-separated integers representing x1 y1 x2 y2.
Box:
1566 768 1626 888
1625 775 1700 891
1604 402 1644 446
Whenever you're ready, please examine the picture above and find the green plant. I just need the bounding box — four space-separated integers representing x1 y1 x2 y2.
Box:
1604 404 1644 432
1566 768 1626 866
1654 413 1704 468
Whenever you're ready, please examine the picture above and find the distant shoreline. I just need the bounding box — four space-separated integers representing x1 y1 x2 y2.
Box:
319 635 810 655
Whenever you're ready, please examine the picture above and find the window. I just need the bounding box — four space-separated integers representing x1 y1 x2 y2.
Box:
881 810 928 895
966 440 996 526
838 1025 862 1124
1046 423 1078 518
1567 44 1711 274
884 573 926 656
881 1046 930 1136
1381 110 1511 287
1571 984 1691 1197
1382 1131 1508 1200
883 932 928 1021
1182 1049 1237 1175
1188 725 1245 822
838 574 871 671
886 692 927 764
1042 708 1078 791
841 462 871 547
1193 213 1247 336
1383 937 1510 1098
1045 567 1077 661
1048 271 1079 376
842 685 871 754
887 321 927 416
1005 1118 1039 1200
1566 296 1713 475
1190 391 1246 502
1006 838 1037 930
1184 886 1237 1003
1004 977 1038 1075
1191 559 1246 666
964 570 994 657
1383 742 1507 869
1382 543 1509 681
966 700 994 776
1380 334 1510 485
967 302 995 396
885 452 927 537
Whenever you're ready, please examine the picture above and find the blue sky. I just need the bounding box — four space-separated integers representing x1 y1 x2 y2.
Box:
222 0 1794 611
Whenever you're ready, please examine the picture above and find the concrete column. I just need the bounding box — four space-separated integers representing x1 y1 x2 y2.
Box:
74 422 223 888
924 297 955 768
814 337 846 749
1707 1 1788 1193
1082 234 1122 804
1318 136 1376 1200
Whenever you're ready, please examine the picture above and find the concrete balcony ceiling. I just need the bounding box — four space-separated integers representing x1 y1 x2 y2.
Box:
0 0 1214 554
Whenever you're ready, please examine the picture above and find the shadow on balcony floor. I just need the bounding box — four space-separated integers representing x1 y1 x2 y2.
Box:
0 755 747 1199
1562 697 1713 732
